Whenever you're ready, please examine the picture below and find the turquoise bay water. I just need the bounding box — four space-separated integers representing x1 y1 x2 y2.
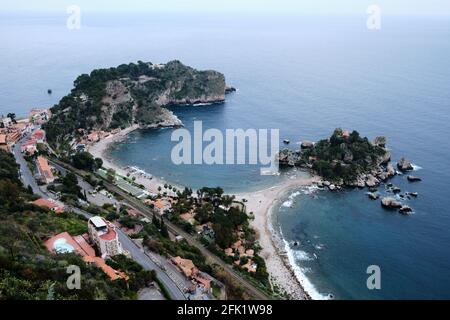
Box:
1 12 450 299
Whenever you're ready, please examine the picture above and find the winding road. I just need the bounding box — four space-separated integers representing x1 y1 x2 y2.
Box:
12 139 187 300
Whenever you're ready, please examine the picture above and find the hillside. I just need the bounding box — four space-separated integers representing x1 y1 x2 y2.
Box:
44 60 227 147
0 150 155 299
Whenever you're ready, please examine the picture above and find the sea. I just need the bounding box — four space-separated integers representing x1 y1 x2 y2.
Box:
1 11 450 299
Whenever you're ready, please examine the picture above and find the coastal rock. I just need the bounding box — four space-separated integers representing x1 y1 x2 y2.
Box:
386 164 396 176
379 151 391 165
323 181 331 187
225 86 237 93
328 184 336 191
397 157 414 172
392 186 401 194
367 192 379 200
381 197 402 209
408 192 419 198
373 136 387 148
277 149 297 167
301 141 314 149
377 172 389 182
357 177 366 188
365 175 380 188
407 175 422 182
399 205 413 215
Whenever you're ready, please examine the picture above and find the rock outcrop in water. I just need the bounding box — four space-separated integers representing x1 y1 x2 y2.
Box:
407 175 422 182
44 60 231 147
397 158 414 172
381 197 403 209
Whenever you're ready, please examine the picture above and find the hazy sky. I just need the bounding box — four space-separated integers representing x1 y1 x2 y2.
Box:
2 0 450 15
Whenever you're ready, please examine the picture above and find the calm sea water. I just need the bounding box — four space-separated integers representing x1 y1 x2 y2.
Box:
1 12 450 299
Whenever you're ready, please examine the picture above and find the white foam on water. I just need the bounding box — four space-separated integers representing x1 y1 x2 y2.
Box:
412 164 422 171
315 244 324 250
282 238 331 300
293 249 314 261
281 190 302 207
281 200 294 208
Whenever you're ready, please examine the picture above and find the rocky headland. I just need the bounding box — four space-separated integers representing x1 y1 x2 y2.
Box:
44 60 233 149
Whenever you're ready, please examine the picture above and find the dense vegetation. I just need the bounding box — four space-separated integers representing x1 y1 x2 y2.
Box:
44 60 226 149
301 128 387 182
168 186 269 286
0 150 154 300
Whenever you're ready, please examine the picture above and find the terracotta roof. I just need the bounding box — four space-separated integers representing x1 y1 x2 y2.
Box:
83 256 128 281
33 198 64 213
37 156 54 182
126 208 141 217
99 228 117 241
172 256 198 278
154 199 166 209
45 232 92 257
194 274 211 289
0 134 6 144
32 129 45 139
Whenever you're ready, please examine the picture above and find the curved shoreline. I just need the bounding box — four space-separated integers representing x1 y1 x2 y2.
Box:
88 126 319 299
236 175 320 300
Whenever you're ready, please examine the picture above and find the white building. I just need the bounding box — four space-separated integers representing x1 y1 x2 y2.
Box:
88 216 123 258
1 117 12 128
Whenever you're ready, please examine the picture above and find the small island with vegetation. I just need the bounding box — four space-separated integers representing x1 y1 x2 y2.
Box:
278 128 421 214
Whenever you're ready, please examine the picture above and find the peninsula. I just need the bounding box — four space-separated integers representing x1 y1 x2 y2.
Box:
44 60 229 152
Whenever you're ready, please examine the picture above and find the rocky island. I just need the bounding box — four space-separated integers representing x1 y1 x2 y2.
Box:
277 128 422 215
278 128 393 189
44 60 231 150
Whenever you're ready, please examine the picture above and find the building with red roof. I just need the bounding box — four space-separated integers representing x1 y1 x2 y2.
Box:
33 198 65 213
36 156 55 184
44 232 127 281
88 216 123 258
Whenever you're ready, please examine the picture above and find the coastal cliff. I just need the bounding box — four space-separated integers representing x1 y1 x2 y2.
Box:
44 60 228 147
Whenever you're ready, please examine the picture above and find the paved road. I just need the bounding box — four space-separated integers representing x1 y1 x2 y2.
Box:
50 159 270 300
12 136 45 197
11 147 187 301
69 206 187 300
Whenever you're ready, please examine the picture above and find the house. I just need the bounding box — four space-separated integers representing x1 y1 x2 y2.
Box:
171 256 198 278
88 216 123 258
151 199 171 215
29 108 50 124
0 134 7 151
126 208 141 217
21 140 37 154
83 256 128 281
1 117 12 128
32 129 45 143
45 232 95 256
33 198 65 213
242 260 258 273
36 156 55 183
44 232 127 281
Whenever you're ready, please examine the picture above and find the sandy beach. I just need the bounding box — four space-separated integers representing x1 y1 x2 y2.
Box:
236 174 320 300
88 125 177 195
88 127 320 299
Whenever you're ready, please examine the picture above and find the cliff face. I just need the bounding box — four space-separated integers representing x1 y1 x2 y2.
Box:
44 60 226 146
